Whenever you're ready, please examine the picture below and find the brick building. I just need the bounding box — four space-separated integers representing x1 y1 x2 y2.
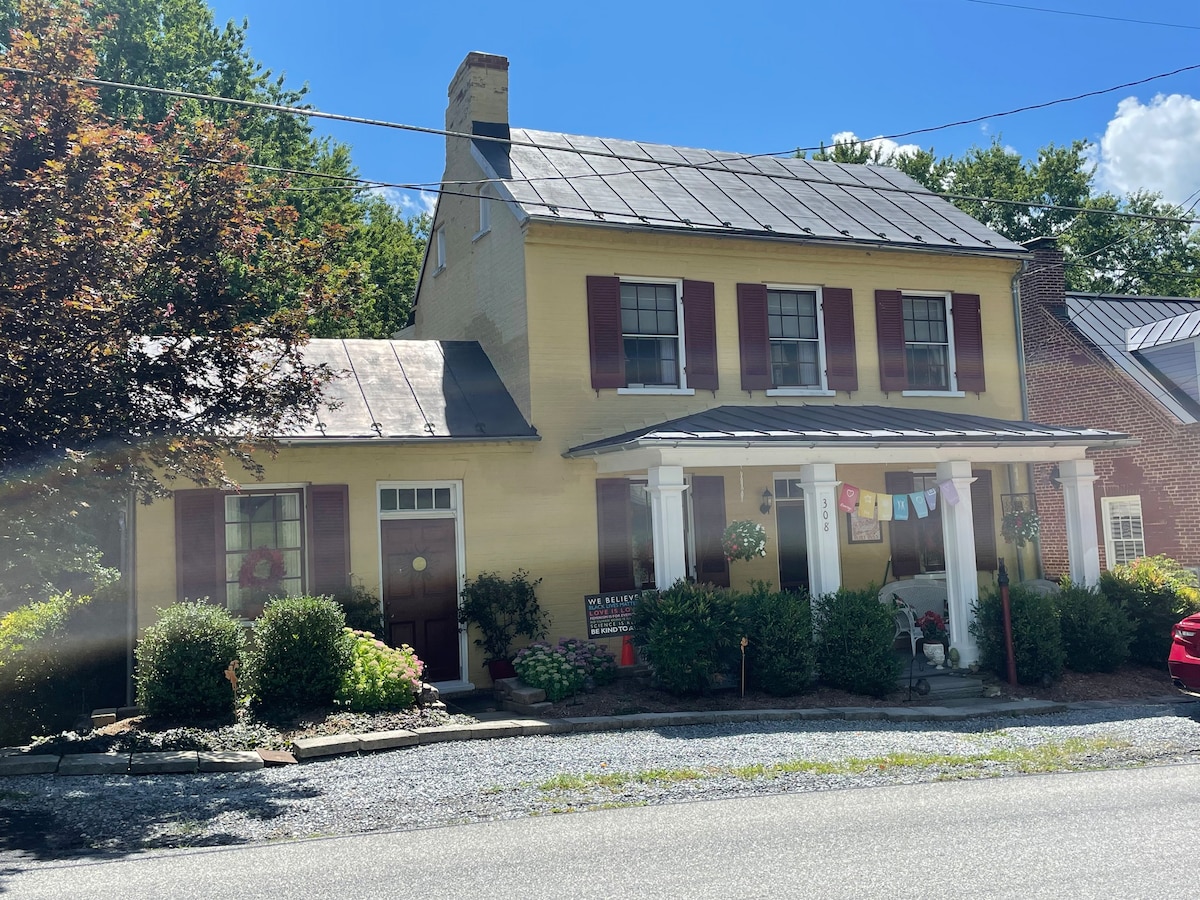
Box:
1021 237 1200 576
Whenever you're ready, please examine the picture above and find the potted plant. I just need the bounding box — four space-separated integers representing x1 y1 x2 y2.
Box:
457 569 549 679
916 610 950 668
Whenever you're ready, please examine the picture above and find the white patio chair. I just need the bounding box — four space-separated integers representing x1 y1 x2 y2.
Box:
878 580 950 656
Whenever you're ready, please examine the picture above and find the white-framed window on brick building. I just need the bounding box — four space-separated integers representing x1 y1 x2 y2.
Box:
1102 495 1146 568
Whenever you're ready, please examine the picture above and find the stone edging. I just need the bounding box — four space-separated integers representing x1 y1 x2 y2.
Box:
1 695 1192 777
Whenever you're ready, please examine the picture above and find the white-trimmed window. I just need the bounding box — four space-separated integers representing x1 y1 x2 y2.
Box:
1102 495 1146 567
224 491 305 614
768 287 824 389
434 226 447 272
620 279 685 389
475 193 491 239
379 485 454 513
903 293 954 391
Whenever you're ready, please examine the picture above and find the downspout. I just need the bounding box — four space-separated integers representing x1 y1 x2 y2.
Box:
1011 259 1043 579
123 493 137 708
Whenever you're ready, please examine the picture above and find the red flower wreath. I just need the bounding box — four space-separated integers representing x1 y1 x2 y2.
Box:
238 546 286 590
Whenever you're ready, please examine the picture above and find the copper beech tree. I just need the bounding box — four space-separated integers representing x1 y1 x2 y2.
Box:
0 1 351 600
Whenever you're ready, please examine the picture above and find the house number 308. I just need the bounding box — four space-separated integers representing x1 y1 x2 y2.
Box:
822 497 830 532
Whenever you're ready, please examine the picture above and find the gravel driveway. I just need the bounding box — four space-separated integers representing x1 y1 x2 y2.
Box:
3 702 1199 861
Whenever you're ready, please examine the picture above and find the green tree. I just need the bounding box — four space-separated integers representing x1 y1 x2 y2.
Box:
0 0 348 605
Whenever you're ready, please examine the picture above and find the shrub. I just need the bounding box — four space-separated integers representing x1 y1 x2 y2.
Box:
245 596 352 711
134 602 243 721
812 586 899 698
633 580 738 695
331 581 385 637
972 586 1064 684
1055 582 1131 673
335 629 423 712
1100 555 1200 667
555 638 618 686
458 570 548 665
735 582 815 696
513 641 586 701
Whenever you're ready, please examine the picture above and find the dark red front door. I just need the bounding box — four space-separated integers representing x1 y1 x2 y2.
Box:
380 519 460 682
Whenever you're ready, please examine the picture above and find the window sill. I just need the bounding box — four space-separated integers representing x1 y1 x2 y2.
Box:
766 388 836 397
471 228 490 243
617 387 696 396
432 265 446 277
902 390 966 398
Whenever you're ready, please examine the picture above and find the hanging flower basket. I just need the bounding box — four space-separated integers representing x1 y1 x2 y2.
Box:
1002 509 1041 547
238 546 286 591
721 520 768 562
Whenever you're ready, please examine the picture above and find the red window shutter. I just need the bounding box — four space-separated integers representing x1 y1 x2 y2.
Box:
587 275 624 390
174 489 223 603
952 293 986 393
690 475 730 588
682 279 719 391
737 283 771 391
308 484 351 596
875 290 907 392
971 469 997 572
885 471 920 577
596 479 635 593
822 287 858 392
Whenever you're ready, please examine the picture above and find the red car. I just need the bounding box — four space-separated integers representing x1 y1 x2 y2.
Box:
1169 612 1200 696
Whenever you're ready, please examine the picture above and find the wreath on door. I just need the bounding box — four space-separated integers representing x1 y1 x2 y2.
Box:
238 546 286 590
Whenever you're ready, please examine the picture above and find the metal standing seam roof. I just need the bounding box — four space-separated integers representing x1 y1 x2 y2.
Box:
473 128 1028 256
564 405 1130 456
1065 293 1200 425
280 339 538 442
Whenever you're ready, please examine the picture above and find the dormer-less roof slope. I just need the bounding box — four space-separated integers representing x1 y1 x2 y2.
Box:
474 128 1027 256
281 339 538 442
1065 293 1200 425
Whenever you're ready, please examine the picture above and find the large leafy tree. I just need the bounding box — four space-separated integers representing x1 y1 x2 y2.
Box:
0 0 348 604
809 136 1200 296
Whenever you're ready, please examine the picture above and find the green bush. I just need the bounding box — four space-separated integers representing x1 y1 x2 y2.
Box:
458 570 548 665
1100 555 1200 667
812 586 899 698
513 641 586 701
332 581 385 637
0 592 87 744
1055 582 1131 673
633 580 738 695
335 629 423 712
735 582 815 696
972 586 1064 684
134 602 243 721
245 596 352 711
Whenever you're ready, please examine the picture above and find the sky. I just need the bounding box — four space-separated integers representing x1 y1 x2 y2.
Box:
205 0 1200 217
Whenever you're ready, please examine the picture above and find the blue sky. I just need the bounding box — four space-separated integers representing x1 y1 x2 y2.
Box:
206 0 1200 216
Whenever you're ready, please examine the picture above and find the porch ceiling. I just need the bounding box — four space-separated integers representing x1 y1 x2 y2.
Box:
564 404 1133 473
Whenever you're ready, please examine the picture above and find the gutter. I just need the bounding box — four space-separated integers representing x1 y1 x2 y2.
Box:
279 435 542 446
565 435 1138 458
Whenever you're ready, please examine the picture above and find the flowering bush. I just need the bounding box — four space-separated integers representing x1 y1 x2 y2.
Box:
1002 509 1040 546
722 520 768 562
514 641 585 701
556 638 618 686
335 629 424 712
916 610 949 643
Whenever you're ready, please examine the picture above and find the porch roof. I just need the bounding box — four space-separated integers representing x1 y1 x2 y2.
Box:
564 404 1132 464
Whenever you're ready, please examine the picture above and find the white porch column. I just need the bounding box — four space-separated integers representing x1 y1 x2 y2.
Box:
647 465 689 589
798 463 842 598
1059 459 1101 585
935 460 979 666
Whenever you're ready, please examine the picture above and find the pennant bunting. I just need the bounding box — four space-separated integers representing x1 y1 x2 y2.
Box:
924 487 938 511
909 491 929 519
893 493 910 520
857 490 877 520
877 493 893 521
838 483 860 513
939 479 960 506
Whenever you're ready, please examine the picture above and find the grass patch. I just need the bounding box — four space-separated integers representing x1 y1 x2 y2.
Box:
537 737 1130 793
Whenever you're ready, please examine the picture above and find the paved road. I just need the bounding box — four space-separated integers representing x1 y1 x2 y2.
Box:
4 762 1195 899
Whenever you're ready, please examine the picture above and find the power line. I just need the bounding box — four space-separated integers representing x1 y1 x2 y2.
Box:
965 0 1200 32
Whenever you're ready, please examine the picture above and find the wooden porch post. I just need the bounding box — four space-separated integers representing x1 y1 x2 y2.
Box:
647 465 689 589
935 460 980 667
798 463 842 599
1059 459 1101 585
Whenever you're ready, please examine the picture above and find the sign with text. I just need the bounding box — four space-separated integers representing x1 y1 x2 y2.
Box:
583 590 643 639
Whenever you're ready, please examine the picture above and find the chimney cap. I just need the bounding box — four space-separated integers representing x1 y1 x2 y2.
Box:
459 52 509 72
1022 235 1058 252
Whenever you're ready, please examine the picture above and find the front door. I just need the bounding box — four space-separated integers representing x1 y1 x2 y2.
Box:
380 518 460 682
777 501 810 593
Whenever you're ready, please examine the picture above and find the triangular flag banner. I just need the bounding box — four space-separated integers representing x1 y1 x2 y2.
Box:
893 493 910 520
857 490 877 520
939 479 961 506
924 487 938 511
877 493 893 521
910 491 929 519
838 483 860 513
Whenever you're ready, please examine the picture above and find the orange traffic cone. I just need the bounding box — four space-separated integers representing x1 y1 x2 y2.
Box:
620 635 636 667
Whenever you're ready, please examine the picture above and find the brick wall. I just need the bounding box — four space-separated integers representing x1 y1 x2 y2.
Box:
1020 239 1200 574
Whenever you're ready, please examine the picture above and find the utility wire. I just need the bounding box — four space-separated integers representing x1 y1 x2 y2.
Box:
965 0 1200 32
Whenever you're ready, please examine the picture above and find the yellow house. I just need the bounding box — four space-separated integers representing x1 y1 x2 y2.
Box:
135 52 1130 690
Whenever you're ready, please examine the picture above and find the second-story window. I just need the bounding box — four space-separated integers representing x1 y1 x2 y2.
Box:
903 294 951 390
768 288 821 388
621 281 681 387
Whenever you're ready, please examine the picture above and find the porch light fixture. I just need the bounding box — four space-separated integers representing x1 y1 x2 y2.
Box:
760 488 773 515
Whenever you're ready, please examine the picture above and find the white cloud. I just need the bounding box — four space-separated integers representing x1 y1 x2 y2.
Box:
370 186 438 217
1093 93 1200 205
829 131 922 162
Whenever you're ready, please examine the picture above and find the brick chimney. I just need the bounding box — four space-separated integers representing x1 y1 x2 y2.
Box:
1019 235 1067 322
446 52 509 136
